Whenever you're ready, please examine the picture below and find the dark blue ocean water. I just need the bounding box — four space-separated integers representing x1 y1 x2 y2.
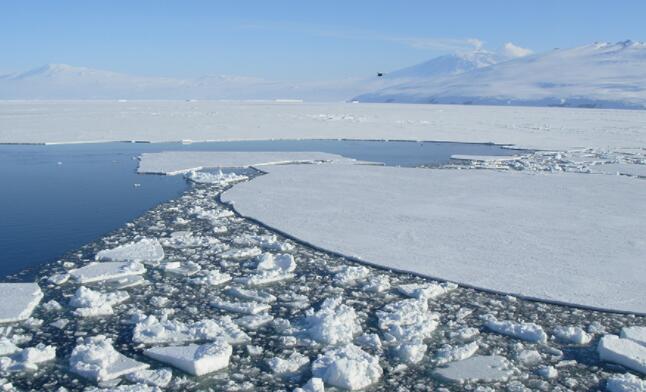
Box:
0 140 517 278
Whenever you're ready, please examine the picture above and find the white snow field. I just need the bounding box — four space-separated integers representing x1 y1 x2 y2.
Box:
222 164 646 313
0 283 43 323
137 151 361 175
2 101 646 150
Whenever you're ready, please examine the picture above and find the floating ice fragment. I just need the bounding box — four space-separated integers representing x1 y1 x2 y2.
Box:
606 373 646 392
234 234 294 251
186 170 248 185
18 344 56 365
95 238 164 265
224 287 277 303
126 368 173 388
256 253 296 273
0 283 43 324
220 247 262 260
333 265 370 286
47 273 70 285
0 338 18 356
144 339 232 376
163 261 201 276
553 326 592 345
69 262 145 284
433 355 517 384
621 326 646 347
69 335 149 383
598 335 646 375
235 269 295 286
160 231 220 249
355 333 382 351
536 365 558 379
311 344 382 390
484 318 547 343
435 342 479 365
267 352 310 379
211 299 271 315
293 377 325 392
132 315 249 345
234 314 274 330
190 270 232 286
397 282 458 300
362 275 390 293
69 287 129 317
304 297 361 345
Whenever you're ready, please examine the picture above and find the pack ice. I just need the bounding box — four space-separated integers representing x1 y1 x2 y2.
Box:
0 283 43 323
95 238 164 265
144 339 232 376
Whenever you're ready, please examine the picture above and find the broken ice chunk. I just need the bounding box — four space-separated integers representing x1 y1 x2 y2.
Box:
435 342 479 365
0 283 43 324
126 368 173 388
304 297 361 345
144 340 232 376
95 238 164 265
235 269 295 286
224 287 277 303
256 253 296 273
163 261 201 276
267 352 310 379
132 315 249 345
553 326 592 345
397 282 457 300
0 338 18 356
484 318 547 343
234 314 274 330
311 344 382 390
598 334 646 375
47 273 70 285
190 270 232 286
293 378 325 392
69 262 145 284
211 299 271 315
621 326 646 347
69 287 129 317
186 170 247 185
433 355 517 384
160 231 220 249
69 335 149 383
220 247 262 260
606 373 646 392
333 265 370 286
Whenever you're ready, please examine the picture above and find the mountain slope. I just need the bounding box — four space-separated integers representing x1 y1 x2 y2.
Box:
383 51 501 80
354 41 646 109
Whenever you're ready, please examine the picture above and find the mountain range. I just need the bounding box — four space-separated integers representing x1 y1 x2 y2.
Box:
2 41 646 109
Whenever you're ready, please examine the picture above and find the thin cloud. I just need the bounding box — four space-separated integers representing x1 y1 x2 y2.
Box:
501 42 533 58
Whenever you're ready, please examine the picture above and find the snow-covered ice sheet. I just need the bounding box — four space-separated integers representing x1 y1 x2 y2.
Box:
137 151 361 175
3 101 646 150
0 283 43 323
222 164 646 313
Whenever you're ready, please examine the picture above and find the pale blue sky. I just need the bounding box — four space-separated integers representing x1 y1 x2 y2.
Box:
1 1 644 80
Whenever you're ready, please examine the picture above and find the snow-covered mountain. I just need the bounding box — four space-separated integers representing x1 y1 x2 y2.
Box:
382 51 501 80
354 41 646 109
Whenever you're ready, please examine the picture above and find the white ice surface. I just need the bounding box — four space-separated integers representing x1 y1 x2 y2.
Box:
221 164 646 313
137 151 361 175
598 335 646 375
95 239 164 265
0 283 43 323
69 262 146 284
144 340 232 376
311 344 383 390
3 101 646 151
433 355 517 384
621 327 646 347
69 335 149 383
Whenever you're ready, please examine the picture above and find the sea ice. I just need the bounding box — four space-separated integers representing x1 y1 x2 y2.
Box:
211 299 271 315
598 335 646 375
311 344 383 390
0 283 43 323
221 163 646 313
621 326 646 347
144 340 232 376
256 253 296 273
553 326 592 345
333 265 370 286
220 247 262 260
69 287 129 317
235 269 295 286
435 342 479 365
189 270 232 286
267 352 310 379
606 373 646 392
397 282 458 300
69 335 149 383
234 314 274 330
132 315 249 345
69 261 145 284
304 297 361 345
433 355 517 384
293 377 325 392
224 287 277 303
95 239 164 265
126 368 173 388
484 318 548 343
186 170 248 185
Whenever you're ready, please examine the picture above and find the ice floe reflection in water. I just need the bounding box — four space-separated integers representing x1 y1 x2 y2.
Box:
0 140 516 278
0 171 643 391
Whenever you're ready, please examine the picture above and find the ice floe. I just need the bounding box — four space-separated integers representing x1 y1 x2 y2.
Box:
256 253 296 273
267 352 309 379
69 261 146 284
311 344 382 390
221 163 646 313
126 368 173 388
144 340 232 376
293 377 325 392
303 297 361 345
186 170 248 185
132 315 249 345
484 318 548 343
210 299 271 315
433 355 517 384
553 325 592 345
189 270 232 286
606 373 646 392
622 326 646 347
69 335 149 383
0 284 43 324
397 281 458 300
95 238 164 265
598 335 646 375
69 286 130 317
